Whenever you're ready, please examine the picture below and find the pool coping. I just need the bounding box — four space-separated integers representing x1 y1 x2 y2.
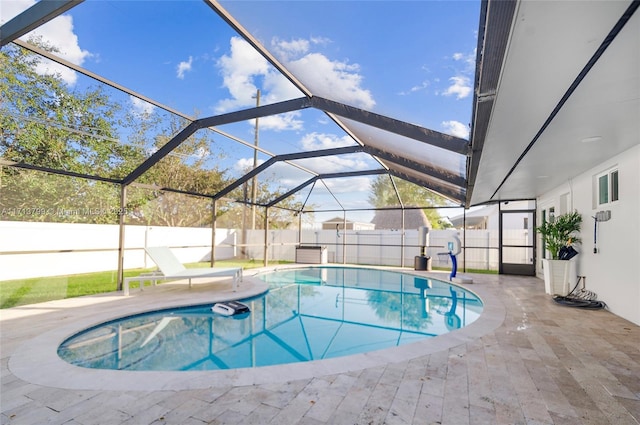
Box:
7 266 505 391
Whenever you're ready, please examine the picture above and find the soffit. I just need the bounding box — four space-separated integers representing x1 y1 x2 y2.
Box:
469 0 639 205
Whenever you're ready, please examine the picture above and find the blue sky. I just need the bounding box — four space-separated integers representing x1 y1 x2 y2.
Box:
2 0 480 223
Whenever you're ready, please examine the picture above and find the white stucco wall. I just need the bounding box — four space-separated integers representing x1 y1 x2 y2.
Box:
537 144 640 325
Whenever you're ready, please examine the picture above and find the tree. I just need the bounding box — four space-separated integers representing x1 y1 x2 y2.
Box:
368 175 452 229
1 41 134 176
1 41 141 224
1 41 304 229
0 41 233 227
124 114 231 227
214 174 313 230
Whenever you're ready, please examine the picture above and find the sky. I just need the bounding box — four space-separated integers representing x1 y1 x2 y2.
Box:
1 0 480 224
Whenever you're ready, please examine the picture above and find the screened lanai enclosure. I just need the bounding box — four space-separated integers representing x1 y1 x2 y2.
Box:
0 0 548 294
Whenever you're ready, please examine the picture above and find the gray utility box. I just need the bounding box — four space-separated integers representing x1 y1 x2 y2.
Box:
295 245 328 264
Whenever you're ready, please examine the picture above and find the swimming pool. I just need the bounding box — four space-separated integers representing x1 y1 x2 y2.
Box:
58 267 482 371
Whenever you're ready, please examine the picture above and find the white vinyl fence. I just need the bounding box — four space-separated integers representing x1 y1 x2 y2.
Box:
246 228 500 271
0 222 236 280
1 221 503 280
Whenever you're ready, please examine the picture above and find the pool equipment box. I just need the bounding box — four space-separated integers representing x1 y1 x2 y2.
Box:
295 245 328 264
211 301 250 316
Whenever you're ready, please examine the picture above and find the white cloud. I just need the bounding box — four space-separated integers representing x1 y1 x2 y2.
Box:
176 56 193 79
1 0 90 85
442 76 472 100
296 133 376 174
272 37 310 61
452 49 477 70
262 66 306 101
130 96 156 118
216 37 272 111
283 51 375 109
214 35 375 131
232 132 374 186
441 120 469 139
399 81 430 96
215 37 304 131
262 161 314 189
296 154 372 175
259 113 304 132
310 36 331 47
234 157 265 173
439 48 476 100
321 176 372 194
300 133 355 150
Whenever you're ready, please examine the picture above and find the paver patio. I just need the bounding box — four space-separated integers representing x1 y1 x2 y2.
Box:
1 269 638 424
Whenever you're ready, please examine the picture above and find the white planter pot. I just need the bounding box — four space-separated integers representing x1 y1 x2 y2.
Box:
542 258 576 296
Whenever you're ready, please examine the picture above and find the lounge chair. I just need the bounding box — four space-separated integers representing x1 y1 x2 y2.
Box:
123 246 242 295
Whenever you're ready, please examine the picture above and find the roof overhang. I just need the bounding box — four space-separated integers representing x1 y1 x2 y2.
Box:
467 0 640 206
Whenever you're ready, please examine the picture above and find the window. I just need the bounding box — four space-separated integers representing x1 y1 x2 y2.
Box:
598 174 609 204
611 170 619 202
595 168 619 206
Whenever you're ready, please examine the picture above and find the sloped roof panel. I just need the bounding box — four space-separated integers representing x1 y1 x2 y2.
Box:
340 118 467 180
389 163 466 205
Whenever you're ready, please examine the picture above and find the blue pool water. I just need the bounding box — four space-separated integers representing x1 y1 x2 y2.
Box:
58 267 483 371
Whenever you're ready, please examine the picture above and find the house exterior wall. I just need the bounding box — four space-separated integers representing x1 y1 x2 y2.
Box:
537 144 640 325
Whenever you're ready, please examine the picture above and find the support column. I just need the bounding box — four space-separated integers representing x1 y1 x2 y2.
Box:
210 199 217 267
401 208 406 267
116 185 126 291
463 208 467 272
342 212 347 264
263 207 269 267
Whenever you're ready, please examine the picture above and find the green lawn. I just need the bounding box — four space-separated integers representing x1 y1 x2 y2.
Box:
0 259 279 309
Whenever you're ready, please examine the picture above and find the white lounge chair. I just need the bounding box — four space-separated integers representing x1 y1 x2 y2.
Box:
123 246 242 295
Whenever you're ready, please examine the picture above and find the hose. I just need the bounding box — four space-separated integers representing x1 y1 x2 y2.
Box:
552 276 607 310
552 296 607 309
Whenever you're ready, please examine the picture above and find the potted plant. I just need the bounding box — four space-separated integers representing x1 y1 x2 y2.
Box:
536 211 582 295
